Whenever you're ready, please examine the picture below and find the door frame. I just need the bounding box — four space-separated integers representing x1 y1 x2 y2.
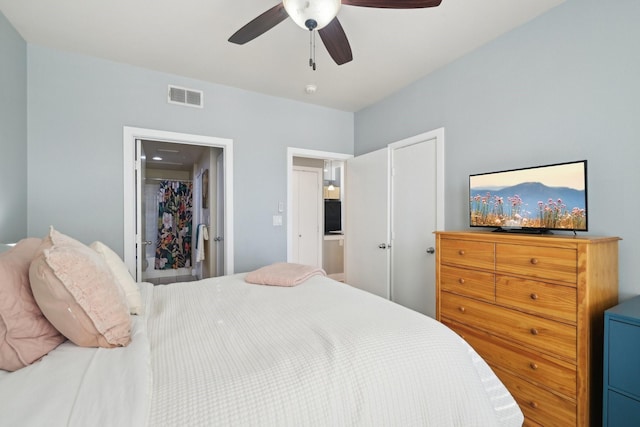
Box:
123 126 234 280
286 148 353 263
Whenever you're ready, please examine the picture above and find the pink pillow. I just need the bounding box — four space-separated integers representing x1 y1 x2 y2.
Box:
29 227 131 348
245 262 326 287
0 238 66 371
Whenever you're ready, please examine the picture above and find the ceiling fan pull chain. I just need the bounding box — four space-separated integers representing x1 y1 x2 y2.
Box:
309 30 313 67
309 29 317 71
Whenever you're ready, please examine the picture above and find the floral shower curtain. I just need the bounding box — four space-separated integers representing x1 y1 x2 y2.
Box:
155 180 193 270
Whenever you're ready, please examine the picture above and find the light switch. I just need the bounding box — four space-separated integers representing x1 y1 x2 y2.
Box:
273 215 283 226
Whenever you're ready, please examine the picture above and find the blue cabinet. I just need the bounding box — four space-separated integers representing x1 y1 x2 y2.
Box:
603 295 640 426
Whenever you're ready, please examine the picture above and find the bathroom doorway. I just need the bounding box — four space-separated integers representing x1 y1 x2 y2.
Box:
122 126 234 283
140 140 223 284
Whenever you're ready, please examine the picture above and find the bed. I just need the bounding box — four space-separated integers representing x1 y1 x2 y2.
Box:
0 229 524 426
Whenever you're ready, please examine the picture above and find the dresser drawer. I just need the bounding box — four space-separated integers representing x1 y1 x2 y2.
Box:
496 243 577 283
496 275 577 324
494 366 577 426
440 265 495 302
439 238 494 271
444 320 577 398
441 292 577 361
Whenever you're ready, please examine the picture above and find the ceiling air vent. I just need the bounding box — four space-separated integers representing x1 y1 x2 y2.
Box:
168 85 204 108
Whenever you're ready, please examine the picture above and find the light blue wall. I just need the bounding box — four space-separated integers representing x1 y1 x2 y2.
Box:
26 46 353 273
6 0 639 296
0 12 27 243
354 0 640 299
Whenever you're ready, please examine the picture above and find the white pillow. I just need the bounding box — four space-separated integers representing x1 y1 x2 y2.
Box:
90 241 143 315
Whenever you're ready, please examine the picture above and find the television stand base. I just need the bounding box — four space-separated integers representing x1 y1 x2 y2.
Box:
492 227 553 235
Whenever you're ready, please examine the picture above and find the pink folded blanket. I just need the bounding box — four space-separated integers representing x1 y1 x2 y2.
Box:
245 262 326 287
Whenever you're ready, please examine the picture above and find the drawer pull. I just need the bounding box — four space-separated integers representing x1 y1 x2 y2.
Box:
458 278 465 285
530 293 538 300
529 362 538 370
458 250 465 256
530 328 539 335
529 401 539 409
530 258 539 265
458 306 466 313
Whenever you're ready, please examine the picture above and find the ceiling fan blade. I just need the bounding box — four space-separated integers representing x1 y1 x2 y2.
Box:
342 0 442 8
228 3 289 45
318 18 353 66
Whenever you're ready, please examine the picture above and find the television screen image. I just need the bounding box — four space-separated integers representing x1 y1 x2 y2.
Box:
469 160 587 232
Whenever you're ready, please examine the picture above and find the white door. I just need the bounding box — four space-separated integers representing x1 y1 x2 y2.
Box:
345 129 444 317
193 168 203 280
390 138 438 317
204 157 216 278
135 139 144 282
344 148 390 299
292 167 322 267
215 151 225 277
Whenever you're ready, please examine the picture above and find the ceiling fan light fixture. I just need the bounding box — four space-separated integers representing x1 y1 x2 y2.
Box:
283 0 341 31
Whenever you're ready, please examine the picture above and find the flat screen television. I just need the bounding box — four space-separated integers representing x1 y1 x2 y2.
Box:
324 200 342 234
469 160 588 233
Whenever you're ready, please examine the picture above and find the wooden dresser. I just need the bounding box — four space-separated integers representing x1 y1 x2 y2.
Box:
435 231 620 426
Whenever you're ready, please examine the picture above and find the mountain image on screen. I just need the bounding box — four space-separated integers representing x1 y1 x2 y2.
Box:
470 182 586 230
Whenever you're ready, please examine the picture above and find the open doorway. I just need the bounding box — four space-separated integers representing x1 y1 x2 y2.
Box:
139 140 223 284
123 127 234 283
287 148 352 281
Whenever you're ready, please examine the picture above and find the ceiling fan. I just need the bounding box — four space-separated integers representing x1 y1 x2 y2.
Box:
229 0 443 68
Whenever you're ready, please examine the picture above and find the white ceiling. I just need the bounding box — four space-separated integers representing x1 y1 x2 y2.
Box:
142 140 208 172
0 0 564 112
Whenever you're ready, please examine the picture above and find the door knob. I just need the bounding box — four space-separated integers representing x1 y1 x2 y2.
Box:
426 247 435 254
378 243 387 249
214 236 223 242
142 240 153 245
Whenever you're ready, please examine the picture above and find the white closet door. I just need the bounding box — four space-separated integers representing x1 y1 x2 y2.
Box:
292 167 322 267
345 130 443 317
344 148 390 299
135 139 145 282
390 138 438 318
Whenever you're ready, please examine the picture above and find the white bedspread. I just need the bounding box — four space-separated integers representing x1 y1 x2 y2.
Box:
143 274 523 426
0 273 522 426
0 315 151 427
